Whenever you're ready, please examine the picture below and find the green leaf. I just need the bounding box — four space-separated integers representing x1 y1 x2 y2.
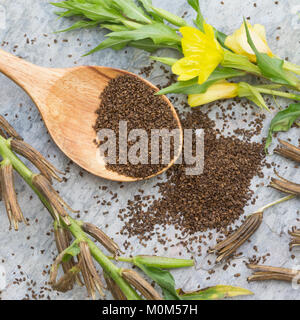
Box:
137 0 153 11
222 50 261 75
129 39 181 52
56 20 100 33
133 256 194 269
53 2 125 22
62 243 81 262
106 22 181 45
150 7 188 27
157 68 245 95
187 0 204 31
265 102 300 152
244 19 298 88
150 56 178 66
137 0 164 22
111 0 152 24
84 37 129 55
100 23 129 32
135 262 180 300
238 82 270 111
178 285 253 300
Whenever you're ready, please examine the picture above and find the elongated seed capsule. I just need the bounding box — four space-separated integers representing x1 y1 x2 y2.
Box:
247 264 300 275
211 214 256 252
247 264 300 283
0 115 23 140
211 212 263 262
0 162 27 230
54 223 81 288
121 269 162 300
217 215 262 262
32 174 73 224
79 242 105 299
270 177 300 195
210 212 263 262
104 273 127 300
10 139 63 183
275 139 300 163
82 222 122 256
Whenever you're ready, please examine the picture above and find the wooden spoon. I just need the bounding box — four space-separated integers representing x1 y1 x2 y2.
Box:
0 49 183 182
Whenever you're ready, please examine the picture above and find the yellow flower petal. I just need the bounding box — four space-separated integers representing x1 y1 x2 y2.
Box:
253 24 267 44
172 24 224 84
225 22 273 62
188 81 238 107
172 57 204 81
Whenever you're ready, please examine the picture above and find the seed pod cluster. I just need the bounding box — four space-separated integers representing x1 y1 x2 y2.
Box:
10 139 63 183
0 117 66 230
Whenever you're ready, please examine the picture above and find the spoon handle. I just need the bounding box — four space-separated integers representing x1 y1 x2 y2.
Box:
0 49 40 88
0 49 58 101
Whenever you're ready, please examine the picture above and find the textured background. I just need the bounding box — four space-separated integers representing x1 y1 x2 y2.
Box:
0 0 299 300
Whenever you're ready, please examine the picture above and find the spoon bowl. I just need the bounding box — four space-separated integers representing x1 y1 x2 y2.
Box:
0 49 183 182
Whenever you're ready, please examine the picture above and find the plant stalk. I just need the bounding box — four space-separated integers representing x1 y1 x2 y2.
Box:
253 195 295 213
0 135 140 300
256 87 300 100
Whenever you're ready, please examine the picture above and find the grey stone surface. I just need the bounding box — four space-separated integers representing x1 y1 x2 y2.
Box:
0 0 299 300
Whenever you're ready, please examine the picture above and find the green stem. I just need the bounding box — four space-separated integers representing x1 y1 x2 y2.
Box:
0 135 140 300
256 87 300 100
67 218 140 300
254 195 295 213
109 255 194 269
283 61 300 76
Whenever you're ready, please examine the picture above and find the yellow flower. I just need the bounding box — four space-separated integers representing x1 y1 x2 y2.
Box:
225 22 273 62
188 81 239 107
172 24 224 84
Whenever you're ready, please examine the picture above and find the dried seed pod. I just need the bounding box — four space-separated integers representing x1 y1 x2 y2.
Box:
121 269 162 300
104 273 127 300
52 265 81 293
54 223 83 287
32 174 75 224
82 222 123 257
0 162 27 230
209 212 263 262
275 139 300 163
0 115 23 140
247 264 300 284
78 241 105 299
10 139 63 183
270 174 300 196
289 227 300 250
50 249 81 293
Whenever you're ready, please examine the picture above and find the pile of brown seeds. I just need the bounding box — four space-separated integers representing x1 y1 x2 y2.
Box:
94 74 179 178
120 109 265 241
